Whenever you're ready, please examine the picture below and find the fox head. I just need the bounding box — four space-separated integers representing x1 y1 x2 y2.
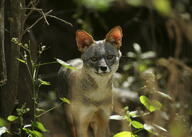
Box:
76 26 123 77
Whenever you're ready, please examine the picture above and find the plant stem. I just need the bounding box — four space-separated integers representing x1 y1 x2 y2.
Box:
36 102 64 118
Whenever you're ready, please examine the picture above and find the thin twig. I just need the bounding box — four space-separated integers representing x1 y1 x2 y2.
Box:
41 10 49 26
36 102 64 118
34 61 57 67
46 15 73 27
24 8 50 26
23 10 53 35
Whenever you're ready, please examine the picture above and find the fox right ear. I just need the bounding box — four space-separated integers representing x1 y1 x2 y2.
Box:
76 30 94 52
105 26 123 49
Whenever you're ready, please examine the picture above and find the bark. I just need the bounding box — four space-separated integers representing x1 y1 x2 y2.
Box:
0 0 25 117
0 0 7 86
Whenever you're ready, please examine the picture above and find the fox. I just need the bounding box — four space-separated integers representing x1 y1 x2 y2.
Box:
56 26 123 137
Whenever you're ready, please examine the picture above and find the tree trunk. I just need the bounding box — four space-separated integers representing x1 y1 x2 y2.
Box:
0 0 7 86
0 0 25 118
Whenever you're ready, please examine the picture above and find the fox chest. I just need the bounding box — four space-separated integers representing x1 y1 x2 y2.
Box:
71 83 112 107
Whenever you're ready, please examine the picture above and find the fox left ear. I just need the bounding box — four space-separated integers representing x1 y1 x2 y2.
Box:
76 30 94 52
105 26 123 49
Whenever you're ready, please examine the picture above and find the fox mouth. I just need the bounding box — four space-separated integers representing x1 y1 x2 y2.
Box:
95 71 110 76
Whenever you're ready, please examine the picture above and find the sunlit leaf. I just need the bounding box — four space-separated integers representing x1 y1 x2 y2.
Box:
36 108 45 113
141 51 156 59
7 115 18 122
150 100 162 111
131 121 144 129
16 107 30 115
38 79 51 86
113 131 136 137
56 58 77 70
32 121 48 132
140 96 162 112
16 58 26 64
133 43 141 53
0 118 7 127
127 52 136 58
129 111 139 118
144 124 159 135
123 64 132 71
0 127 8 136
23 124 31 128
138 64 147 72
144 124 154 133
110 115 124 120
60 97 71 104
23 128 43 137
75 0 113 11
154 124 167 132
153 0 171 16
124 115 132 123
33 130 44 137
126 0 142 7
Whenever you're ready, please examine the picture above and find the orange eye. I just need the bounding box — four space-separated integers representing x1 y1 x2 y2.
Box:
106 55 114 60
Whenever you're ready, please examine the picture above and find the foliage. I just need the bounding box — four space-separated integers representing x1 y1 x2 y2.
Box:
56 58 77 70
2 0 192 136
74 0 114 11
0 38 72 137
114 131 137 137
140 96 162 112
112 43 188 137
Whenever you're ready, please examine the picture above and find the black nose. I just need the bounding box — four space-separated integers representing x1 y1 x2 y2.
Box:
100 66 107 72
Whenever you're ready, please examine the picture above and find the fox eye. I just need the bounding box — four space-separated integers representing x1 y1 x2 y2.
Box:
90 57 98 62
106 55 115 60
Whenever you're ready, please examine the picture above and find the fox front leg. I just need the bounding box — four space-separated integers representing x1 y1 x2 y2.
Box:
91 110 110 137
72 104 94 137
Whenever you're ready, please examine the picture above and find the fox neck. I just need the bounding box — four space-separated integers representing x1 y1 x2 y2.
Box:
79 67 113 91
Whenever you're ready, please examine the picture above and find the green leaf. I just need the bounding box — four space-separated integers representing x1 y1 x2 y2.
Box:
153 0 171 16
56 58 77 70
7 115 18 122
38 79 51 86
60 97 70 104
16 107 30 116
23 128 43 137
32 130 44 137
32 121 48 132
124 115 132 123
140 96 162 112
129 111 139 118
144 124 154 133
126 0 142 7
16 58 26 64
150 100 162 111
0 118 7 127
36 108 45 113
138 64 147 72
133 43 141 53
131 121 144 129
140 96 150 108
110 115 124 120
113 131 136 137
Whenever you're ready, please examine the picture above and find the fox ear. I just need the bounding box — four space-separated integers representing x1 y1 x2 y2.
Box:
105 26 123 49
76 30 94 52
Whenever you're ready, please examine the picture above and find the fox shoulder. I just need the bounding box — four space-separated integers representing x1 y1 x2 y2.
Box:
56 58 83 98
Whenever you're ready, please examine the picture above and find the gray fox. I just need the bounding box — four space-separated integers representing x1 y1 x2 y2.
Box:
57 26 123 137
